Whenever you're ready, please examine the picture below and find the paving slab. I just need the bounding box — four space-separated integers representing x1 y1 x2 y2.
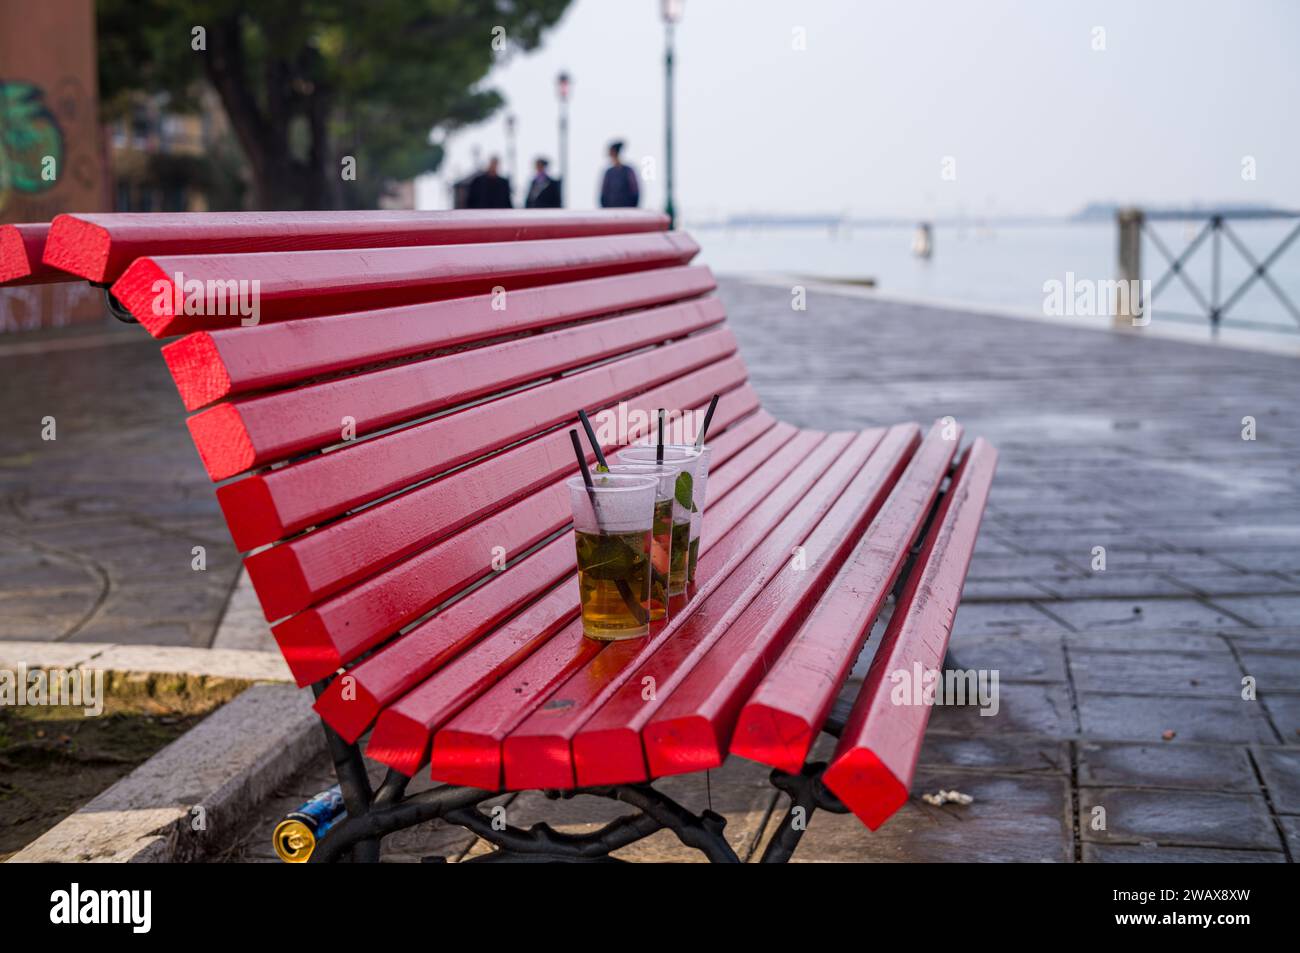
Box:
1045 598 1250 632
1261 694 1300 744
1068 648 1244 697
784 773 1072 863
946 630 1067 683
1082 844 1285 863
925 682 1076 737
1078 788 1280 851
1251 746 1300 814
1077 742 1258 793
1208 595 1300 628
1077 693 1278 745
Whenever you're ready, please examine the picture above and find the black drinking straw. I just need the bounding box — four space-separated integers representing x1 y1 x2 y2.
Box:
694 394 720 449
570 429 595 490
656 409 666 465
576 409 608 470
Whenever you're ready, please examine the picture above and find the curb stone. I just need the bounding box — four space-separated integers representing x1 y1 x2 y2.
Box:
6 683 322 863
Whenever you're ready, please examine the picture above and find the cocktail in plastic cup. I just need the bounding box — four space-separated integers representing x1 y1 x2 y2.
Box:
605 462 680 621
616 445 706 595
566 473 657 640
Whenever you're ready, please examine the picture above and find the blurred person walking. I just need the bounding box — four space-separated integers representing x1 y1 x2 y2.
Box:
525 157 562 208
466 156 512 208
599 140 639 208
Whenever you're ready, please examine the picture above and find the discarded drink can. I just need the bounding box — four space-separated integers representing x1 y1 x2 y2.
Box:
272 785 347 863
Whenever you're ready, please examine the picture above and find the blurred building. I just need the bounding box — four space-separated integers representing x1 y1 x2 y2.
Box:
106 88 248 212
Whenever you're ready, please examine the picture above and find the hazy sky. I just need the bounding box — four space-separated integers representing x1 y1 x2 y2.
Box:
418 0 1300 219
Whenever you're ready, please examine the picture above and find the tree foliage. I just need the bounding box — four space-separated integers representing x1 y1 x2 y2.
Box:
97 0 572 209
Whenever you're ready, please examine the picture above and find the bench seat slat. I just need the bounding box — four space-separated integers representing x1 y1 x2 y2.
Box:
500 431 859 790
407 426 818 787
189 296 726 478
571 425 911 786
647 421 946 774
267 378 756 684
630 423 927 782
161 265 716 410
821 438 998 830
44 209 667 283
340 413 780 759
320 411 784 749
112 232 700 337
730 420 966 774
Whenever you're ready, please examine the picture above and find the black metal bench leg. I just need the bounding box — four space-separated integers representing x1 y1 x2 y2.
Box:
761 763 848 863
312 678 379 862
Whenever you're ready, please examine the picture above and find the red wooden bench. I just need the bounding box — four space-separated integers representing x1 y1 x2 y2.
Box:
11 210 997 863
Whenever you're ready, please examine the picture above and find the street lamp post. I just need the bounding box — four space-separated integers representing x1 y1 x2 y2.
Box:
662 0 683 228
505 113 517 201
556 71 571 207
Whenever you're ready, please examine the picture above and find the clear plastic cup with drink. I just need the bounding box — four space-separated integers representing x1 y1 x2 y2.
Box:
566 473 658 640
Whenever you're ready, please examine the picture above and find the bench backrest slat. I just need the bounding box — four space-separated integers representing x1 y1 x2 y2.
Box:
161 265 716 410
113 232 700 336
45 209 668 283
188 296 727 479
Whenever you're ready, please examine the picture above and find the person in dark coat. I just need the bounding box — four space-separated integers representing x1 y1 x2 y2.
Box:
465 156 512 208
599 140 640 208
524 157 562 208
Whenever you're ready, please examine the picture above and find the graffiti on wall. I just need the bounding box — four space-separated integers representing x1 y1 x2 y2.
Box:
0 80 65 215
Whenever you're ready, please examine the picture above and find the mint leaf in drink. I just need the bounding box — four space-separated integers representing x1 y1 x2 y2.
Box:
576 532 646 581
674 471 694 511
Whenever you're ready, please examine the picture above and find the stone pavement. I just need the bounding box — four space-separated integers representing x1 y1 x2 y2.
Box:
0 323 241 646
2 280 1298 861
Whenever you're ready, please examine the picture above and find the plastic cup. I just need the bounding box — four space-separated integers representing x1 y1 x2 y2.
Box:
605 462 681 620
566 473 657 640
616 445 707 594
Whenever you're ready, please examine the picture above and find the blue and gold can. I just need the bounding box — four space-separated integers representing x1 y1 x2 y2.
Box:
273 786 347 863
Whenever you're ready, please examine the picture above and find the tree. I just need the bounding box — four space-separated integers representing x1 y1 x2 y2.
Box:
97 0 572 209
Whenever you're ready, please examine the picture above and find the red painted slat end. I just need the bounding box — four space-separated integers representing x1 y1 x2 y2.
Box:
429 729 504 791
643 715 725 779
727 703 815 775
313 676 381 745
215 476 286 552
365 709 431 778
0 225 32 283
270 610 342 687
162 333 233 410
573 726 649 787
246 543 312 623
111 257 178 336
503 734 575 791
822 746 910 831
43 214 113 282
186 403 255 481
